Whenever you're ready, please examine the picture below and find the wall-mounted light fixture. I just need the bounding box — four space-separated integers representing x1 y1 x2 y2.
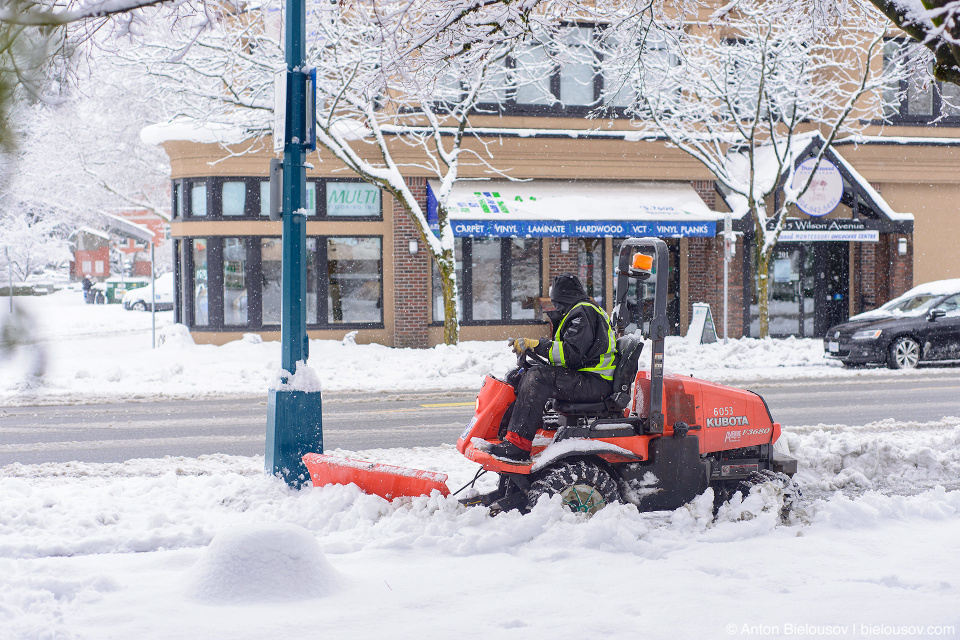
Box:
408 239 419 255
560 239 570 253
898 237 908 256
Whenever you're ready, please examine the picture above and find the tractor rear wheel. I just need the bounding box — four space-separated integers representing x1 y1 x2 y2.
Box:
526 460 620 515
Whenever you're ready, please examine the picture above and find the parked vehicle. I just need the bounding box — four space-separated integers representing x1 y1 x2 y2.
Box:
824 279 960 369
122 273 174 311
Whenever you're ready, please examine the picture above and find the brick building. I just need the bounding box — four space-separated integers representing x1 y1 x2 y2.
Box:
144 31 960 348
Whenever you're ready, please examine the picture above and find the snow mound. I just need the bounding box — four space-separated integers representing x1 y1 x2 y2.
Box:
272 360 323 392
157 324 195 348
188 523 341 604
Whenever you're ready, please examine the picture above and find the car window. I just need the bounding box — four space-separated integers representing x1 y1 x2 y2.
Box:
884 294 939 313
935 294 960 315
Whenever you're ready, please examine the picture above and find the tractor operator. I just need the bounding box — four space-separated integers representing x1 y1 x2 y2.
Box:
488 273 617 462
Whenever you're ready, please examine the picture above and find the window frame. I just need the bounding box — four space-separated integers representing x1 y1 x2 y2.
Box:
177 177 384 221
468 23 612 118
431 237 544 326
881 38 960 126
181 234 385 331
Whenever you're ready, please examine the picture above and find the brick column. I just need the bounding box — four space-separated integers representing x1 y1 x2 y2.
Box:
687 235 744 339
889 234 913 298
392 178 431 348
547 238 578 284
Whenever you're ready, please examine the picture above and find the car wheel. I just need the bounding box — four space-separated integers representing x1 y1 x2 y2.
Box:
94 292 106 305
887 336 920 370
131 301 147 312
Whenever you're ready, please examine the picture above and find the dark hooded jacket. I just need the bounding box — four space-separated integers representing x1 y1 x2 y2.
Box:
532 274 616 377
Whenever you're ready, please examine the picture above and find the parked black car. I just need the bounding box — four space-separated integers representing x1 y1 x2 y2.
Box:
824 279 960 369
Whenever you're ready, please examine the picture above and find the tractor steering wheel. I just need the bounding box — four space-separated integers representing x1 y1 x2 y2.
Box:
518 348 550 368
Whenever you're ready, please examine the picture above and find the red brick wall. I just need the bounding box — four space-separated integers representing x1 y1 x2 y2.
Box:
547 238 578 284
856 233 913 313
888 234 913 298
392 178 431 348
691 180 716 210
687 236 744 338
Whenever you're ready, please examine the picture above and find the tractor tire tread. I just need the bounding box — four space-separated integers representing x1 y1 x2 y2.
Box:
525 460 620 515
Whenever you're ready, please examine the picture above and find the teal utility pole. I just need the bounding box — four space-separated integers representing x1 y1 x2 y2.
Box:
266 0 322 487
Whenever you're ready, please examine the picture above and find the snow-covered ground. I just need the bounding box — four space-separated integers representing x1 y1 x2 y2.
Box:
0 289 947 407
2 291 959 639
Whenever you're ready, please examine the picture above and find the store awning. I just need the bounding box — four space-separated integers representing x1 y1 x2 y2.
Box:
427 180 720 238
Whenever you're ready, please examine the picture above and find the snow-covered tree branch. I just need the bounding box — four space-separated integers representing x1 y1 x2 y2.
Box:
865 0 960 85
612 0 901 337
123 0 547 344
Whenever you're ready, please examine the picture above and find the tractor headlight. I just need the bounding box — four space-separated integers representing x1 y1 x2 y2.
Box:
852 329 882 340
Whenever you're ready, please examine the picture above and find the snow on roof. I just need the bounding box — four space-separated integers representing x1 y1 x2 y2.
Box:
70 226 110 241
101 214 154 243
722 133 913 222
436 180 718 222
141 118 249 147
827 147 913 222
902 278 960 297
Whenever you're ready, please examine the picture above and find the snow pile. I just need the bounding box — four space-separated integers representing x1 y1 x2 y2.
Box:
188 523 341 603
272 360 323 392
2 290 927 406
1 415 959 638
782 418 960 497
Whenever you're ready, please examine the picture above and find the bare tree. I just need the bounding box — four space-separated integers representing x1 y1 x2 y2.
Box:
864 0 960 85
0 211 70 281
606 0 898 337
122 0 541 344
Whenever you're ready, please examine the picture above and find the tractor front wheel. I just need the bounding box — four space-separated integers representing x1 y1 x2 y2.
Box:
526 460 620 515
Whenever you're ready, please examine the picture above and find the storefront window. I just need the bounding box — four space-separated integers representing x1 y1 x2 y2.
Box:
471 238 503 320
262 238 317 325
191 184 207 217
193 239 208 326
306 239 317 323
261 238 282 325
223 238 247 326
511 238 540 319
432 238 542 324
577 238 605 306
222 182 246 216
327 182 381 217
326 237 382 324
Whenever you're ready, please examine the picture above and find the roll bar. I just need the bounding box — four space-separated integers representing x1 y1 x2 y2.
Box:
612 238 668 434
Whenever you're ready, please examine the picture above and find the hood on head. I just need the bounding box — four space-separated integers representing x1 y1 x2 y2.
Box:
550 273 589 311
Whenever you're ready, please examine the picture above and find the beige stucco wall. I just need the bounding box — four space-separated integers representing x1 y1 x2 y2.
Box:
839 135 960 284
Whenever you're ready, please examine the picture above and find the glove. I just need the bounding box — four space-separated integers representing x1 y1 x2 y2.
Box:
510 338 540 354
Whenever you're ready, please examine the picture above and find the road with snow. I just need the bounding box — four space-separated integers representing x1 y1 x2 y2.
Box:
2 370 958 466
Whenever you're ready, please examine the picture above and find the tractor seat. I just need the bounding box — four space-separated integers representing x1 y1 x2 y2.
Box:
551 334 644 417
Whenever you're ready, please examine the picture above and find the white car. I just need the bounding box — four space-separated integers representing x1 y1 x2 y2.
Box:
122 273 175 311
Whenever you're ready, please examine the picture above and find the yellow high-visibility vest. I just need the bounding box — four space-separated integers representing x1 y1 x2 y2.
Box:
548 301 616 380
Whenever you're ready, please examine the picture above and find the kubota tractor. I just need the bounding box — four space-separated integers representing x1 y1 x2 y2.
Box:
304 237 798 516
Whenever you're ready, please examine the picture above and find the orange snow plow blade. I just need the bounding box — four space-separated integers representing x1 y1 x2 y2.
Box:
302 453 450 500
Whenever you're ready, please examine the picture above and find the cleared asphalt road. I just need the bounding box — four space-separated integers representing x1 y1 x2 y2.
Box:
2 370 959 466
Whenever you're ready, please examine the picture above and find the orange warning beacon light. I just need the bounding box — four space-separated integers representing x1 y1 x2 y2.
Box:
631 252 654 274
